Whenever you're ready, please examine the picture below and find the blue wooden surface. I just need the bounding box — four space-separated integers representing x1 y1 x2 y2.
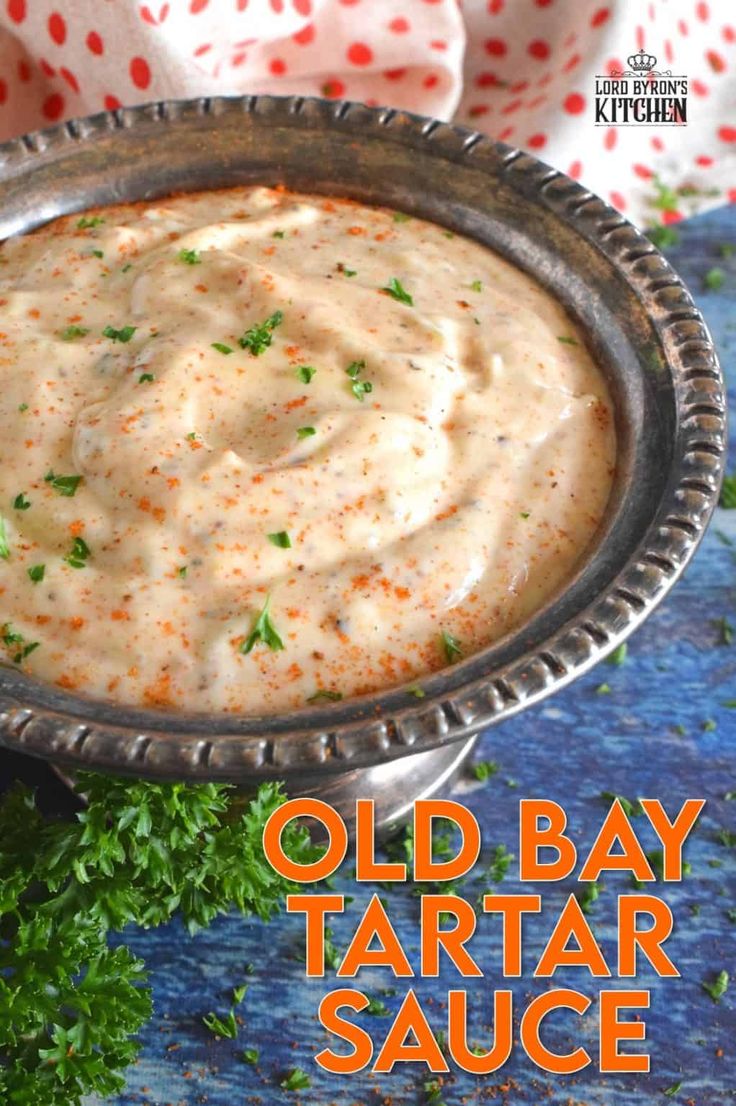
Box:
3 206 735 1105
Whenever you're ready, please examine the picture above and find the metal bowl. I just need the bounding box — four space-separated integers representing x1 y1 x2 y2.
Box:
0 96 726 817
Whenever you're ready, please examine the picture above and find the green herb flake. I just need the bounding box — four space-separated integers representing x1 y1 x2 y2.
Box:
382 276 414 306
138 372 155 384
392 211 411 223
18 403 28 413
351 378 373 401
557 335 579 346
240 595 284 655
307 689 343 703
177 565 188 579
608 642 628 666
719 242 735 258
27 564 45 584
296 365 316 384
601 792 642 818
0 517 10 560
715 615 734 645
470 280 483 292
473 760 499 783
60 324 90 341
232 984 248 1005
441 629 463 664
211 342 234 355
408 685 426 699
91 249 104 259
339 264 357 277
242 1047 259 1064
663 1081 683 1097
296 426 316 440
13 493 30 511
596 682 612 695
238 309 283 355
520 511 530 519
365 995 390 1016
281 1068 312 1091
267 530 292 549
77 215 105 229
704 266 726 291
103 324 137 343
44 471 82 497
578 881 601 915
489 844 513 883
178 248 201 265
1 622 40 663
647 225 680 249
702 969 729 1002
202 1009 238 1039
121 262 133 273
272 230 285 239
64 535 91 570
702 718 717 732
720 474 736 509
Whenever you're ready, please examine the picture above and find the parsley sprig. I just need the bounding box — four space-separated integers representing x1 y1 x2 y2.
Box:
0 775 318 1105
240 595 285 654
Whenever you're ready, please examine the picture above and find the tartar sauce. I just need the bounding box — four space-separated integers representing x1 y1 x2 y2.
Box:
0 187 615 712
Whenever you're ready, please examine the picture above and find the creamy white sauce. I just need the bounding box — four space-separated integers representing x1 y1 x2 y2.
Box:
0 187 615 712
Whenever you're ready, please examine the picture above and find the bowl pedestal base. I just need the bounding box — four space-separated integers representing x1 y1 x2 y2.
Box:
278 734 478 838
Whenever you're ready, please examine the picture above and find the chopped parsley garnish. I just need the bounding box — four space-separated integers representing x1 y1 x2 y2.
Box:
272 230 285 239
408 685 426 698
267 530 291 549
488 843 513 883
202 1009 238 1039
27 564 45 584
383 276 414 306
240 595 284 654
470 280 483 293
186 432 199 442
238 310 283 355
703 718 717 732
64 536 91 569
212 342 234 355
473 760 499 783
297 426 316 439
281 1069 311 1092
2 622 39 663
647 225 680 249
345 359 373 401
578 881 601 914
121 262 133 273
103 324 137 343
307 689 343 703
650 175 680 212
702 969 729 1002
441 629 463 664
663 1081 683 1097
242 1048 259 1064
177 565 188 578
596 682 612 694
557 335 578 346
365 995 390 1016
138 372 155 384
719 242 735 258
60 325 90 341
392 212 411 223
0 517 9 560
13 493 30 511
178 248 201 265
18 403 28 412
338 262 357 277
716 616 734 645
91 249 104 259
296 365 316 384
44 471 82 497
601 792 643 818
520 511 530 519
720 473 736 508
704 267 725 291
608 642 628 666
77 215 105 229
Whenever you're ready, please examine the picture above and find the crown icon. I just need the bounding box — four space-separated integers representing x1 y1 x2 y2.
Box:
627 49 657 72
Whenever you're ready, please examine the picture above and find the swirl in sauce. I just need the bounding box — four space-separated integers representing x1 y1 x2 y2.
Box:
0 187 615 712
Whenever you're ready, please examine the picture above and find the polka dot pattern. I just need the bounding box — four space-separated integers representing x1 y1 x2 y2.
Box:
0 0 731 224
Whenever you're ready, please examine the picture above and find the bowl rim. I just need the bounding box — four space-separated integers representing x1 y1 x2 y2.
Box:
0 93 726 780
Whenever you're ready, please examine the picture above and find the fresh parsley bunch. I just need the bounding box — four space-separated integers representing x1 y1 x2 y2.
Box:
0 775 317 1105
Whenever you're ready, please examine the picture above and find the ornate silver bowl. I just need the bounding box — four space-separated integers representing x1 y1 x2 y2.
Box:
0 96 725 826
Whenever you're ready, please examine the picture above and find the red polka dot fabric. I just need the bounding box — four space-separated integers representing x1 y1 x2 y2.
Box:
0 0 733 224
